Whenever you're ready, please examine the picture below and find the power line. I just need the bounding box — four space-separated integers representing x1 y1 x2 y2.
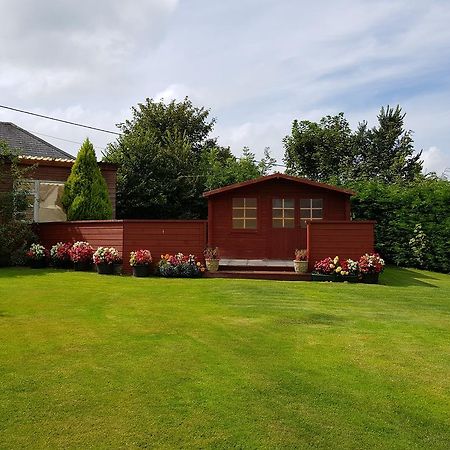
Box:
31 130 107 151
0 104 120 135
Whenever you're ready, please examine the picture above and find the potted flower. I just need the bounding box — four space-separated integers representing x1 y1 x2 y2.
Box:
359 253 385 284
93 247 119 275
26 243 49 269
70 241 94 271
311 256 337 281
204 246 220 272
50 242 72 268
293 249 308 273
158 253 205 278
130 249 152 277
337 259 360 283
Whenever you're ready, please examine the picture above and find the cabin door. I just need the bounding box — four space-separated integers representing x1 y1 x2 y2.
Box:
267 198 300 259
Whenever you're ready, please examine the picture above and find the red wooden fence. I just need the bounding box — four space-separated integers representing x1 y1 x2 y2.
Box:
307 220 376 270
35 220 208 273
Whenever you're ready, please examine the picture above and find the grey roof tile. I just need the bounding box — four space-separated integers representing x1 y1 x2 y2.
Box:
0 122 75 160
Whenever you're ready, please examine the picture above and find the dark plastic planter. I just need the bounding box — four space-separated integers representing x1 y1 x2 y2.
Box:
311 273 335 282
361 273 380 284
96 263 114 275
30 259 48 269
338 275 360 283
132 265 150 277
52 259 72 269
73 261 92 272
113 264 123 275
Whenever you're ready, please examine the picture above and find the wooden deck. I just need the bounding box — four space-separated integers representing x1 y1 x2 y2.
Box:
206 259 311 281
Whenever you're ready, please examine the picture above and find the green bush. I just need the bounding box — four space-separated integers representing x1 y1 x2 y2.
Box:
349 178 450 273
62 138 112 220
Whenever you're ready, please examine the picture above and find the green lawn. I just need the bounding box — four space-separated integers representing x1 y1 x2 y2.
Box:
0 267 449 449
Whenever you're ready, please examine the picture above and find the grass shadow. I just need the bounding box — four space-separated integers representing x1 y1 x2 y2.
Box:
0 267 71 279
381 267 438 288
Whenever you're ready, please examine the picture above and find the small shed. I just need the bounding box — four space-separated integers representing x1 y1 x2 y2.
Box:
203 173 372 261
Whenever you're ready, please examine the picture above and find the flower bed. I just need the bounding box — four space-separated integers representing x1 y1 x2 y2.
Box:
157 253 205 278
93 247 120 275
26 244 49 268
129 249 153 277
70 241 94 271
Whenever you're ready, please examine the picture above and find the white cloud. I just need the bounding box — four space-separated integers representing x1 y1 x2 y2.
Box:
421 146 450 176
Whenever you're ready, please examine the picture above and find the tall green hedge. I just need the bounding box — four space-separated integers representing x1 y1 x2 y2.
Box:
62 139 112 220
349 178 450 273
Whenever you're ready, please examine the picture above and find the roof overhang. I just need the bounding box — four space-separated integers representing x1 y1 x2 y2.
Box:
203 173 355 197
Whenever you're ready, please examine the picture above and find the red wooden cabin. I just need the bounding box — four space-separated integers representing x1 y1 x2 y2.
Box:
203 173 373 263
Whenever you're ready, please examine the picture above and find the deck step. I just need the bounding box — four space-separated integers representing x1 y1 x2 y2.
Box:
205 270 311 281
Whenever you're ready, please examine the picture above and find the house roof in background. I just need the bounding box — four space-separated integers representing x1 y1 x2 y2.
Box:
203 173 355 197
0 122 75 160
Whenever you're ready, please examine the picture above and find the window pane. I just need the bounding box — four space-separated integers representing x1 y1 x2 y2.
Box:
272 218 283 228
284 199 294 208
300 199 311 208
272 199 282 208
246 219 257 229
245 198 257 207
312 198 323 208
312 209 323 219
233 219 245 228
300 208 312 219
233 198 244 207
284 208 295 218
284 218 295 228
245 208 257 218
232 208 245 219
272 208 283 218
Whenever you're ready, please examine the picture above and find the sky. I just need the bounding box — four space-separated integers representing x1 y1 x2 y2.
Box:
0 0 449 175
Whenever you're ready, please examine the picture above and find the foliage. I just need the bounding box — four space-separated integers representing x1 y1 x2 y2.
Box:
62 138 112 220
26 244 49 261
349 178 450 273
313 256 361 276
284 105 423 183
157 253 205 277
0 141 35 265
129 249 152 266
69 241 94 263
358 253 385 274
104 97 276 219
313 256 337 274
203 246 219 260
294 249 307 261
200 147 276 192
93 247 120 265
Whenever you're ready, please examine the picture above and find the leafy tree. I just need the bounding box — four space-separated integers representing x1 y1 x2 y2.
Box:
284 105 423 183
0 141 35 265
105 97 276 219
201 147 276 191
283 113 353 181
62 138 112 220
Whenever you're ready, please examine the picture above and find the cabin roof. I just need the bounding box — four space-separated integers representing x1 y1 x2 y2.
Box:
203 173 355 197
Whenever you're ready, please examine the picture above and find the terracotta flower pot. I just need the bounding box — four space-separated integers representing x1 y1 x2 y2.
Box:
132 265 150 277
293 260 308 273
205 259 219 272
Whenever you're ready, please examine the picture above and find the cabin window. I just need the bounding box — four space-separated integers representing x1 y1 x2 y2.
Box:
232 198 257 229
25 180 67 223
272 198 295 228
300 198 323 226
